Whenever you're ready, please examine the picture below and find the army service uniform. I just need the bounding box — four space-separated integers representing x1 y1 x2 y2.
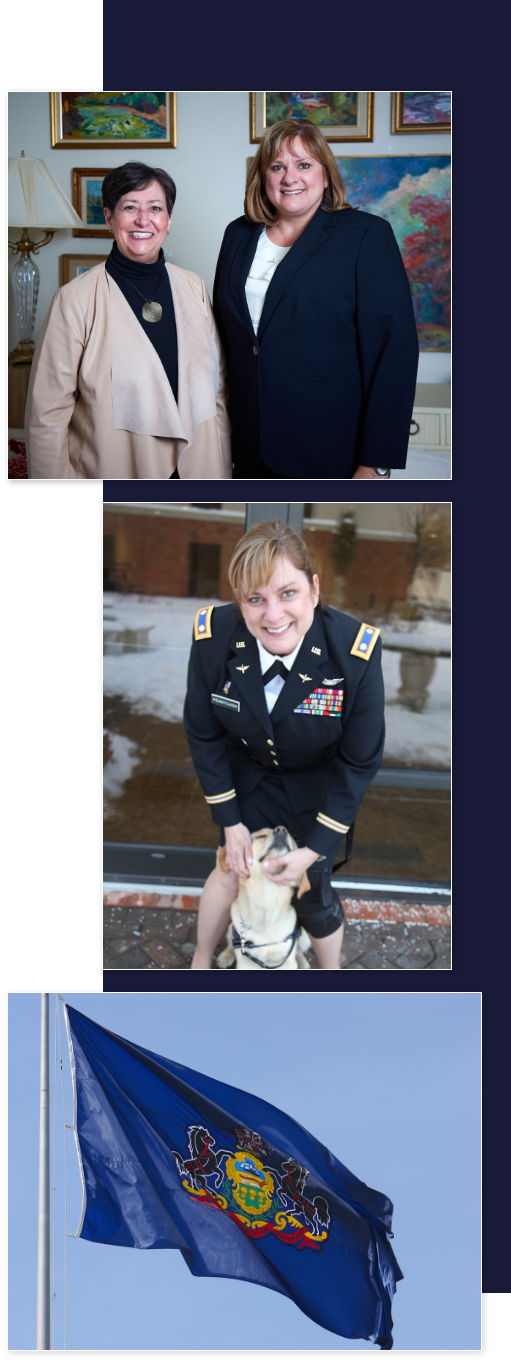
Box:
183 603 385 938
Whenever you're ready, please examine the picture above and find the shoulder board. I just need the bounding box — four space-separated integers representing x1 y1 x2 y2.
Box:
194 605 214 641
350 623 380 660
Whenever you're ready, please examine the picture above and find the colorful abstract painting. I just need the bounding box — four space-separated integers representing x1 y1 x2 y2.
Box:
402 92 451 127
336 154 451 351
265 92 358 128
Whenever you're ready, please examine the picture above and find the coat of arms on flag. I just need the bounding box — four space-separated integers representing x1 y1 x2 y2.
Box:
172 1124 330 1250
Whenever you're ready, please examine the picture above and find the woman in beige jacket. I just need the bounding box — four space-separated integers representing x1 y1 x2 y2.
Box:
26 162 232 479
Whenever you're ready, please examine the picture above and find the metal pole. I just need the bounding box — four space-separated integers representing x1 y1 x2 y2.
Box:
36 993 50 1349
244 504 304 533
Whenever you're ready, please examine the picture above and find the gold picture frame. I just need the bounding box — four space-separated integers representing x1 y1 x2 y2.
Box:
250 92 374 143
72 168 111 238
391 92 451 135
50 93 177 149
61 254 108 285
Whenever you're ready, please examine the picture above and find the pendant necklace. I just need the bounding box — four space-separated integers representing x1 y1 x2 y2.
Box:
124 270 165 323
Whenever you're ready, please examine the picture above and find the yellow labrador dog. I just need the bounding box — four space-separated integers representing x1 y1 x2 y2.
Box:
216 827 311 970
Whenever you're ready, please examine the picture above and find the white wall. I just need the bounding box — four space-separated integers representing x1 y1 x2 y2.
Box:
8 90 451 382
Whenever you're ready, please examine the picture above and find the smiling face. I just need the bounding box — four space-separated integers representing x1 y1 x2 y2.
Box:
104 179 171 263
239 553 319 655
264 136 329 225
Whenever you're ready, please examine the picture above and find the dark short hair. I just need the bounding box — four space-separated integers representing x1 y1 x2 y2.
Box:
102 162 176 215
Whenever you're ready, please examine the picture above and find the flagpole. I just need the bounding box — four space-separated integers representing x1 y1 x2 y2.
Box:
36 993 50 1349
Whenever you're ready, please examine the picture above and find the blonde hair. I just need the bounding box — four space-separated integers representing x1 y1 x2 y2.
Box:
245 119 350 225
228 521 319 601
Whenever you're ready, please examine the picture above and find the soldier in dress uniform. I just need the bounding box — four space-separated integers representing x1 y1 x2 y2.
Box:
183 521 385 969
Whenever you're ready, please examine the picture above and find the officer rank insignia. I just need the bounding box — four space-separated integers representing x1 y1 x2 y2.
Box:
350 623 380 660
194 606 214 640
294 687 344 717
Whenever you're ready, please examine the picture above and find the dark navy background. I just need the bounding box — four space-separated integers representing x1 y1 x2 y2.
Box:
101 16 507 1289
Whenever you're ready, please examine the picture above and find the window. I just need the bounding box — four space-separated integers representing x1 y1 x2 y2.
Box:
188 543 221 598
303 502 450 883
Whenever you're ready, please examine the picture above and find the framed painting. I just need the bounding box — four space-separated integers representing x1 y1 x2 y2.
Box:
391 92 451 134
50 93 177 149
336 154 451 351
61 254 108 285
72 169 111 237
250 92 374 142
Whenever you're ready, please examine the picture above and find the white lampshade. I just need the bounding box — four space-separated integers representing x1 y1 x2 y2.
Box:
8 156 84 229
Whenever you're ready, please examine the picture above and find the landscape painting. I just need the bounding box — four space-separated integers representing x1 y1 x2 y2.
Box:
51 93 177 148
266 92 359 127
72 169 111 237
61 255 108 285
336 155 451 351
250 92 373 141
85 179 106 226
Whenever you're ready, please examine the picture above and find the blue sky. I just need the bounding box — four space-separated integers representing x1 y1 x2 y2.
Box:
9 992 480 1351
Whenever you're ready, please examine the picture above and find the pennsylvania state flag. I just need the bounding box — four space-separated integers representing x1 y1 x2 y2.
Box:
65 1005 403 1349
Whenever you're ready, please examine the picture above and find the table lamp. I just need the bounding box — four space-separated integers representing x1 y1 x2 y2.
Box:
8 151 83 365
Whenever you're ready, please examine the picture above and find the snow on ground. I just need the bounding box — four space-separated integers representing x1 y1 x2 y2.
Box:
103 594 450 769
103 731 140 815
382 649 450 767
103 594 223 724
380 617 451 654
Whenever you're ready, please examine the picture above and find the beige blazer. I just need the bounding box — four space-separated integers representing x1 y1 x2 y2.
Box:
25 262 232 479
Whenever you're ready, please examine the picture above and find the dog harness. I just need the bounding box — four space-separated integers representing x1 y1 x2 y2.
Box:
231 918 302 970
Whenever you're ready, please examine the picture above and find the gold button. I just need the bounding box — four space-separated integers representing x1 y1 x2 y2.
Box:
267 739 274 746
273 760 278 766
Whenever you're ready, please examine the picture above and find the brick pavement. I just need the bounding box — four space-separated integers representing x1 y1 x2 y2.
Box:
104 891 451 970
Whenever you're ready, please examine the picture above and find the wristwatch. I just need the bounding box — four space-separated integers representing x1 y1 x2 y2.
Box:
373 468 391 477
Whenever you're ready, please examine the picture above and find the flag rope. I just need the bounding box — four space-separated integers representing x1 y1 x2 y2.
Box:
52 996 57 1348
56 998 68 1351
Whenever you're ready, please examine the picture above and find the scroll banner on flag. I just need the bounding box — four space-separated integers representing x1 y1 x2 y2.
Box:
65 1005 402 1348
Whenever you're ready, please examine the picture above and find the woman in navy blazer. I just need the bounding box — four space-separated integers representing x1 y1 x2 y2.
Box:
213 120 419 479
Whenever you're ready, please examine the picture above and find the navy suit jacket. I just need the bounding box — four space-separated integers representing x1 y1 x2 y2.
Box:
183 604 385 859
213 205 419 476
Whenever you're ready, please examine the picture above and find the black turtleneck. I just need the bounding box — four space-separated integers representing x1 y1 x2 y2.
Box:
105 239 178 405
106 240 180 476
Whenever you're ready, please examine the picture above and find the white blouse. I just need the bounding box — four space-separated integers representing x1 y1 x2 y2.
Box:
256 636 303 712
245 229 291 334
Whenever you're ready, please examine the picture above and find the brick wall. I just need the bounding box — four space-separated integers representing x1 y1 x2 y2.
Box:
303 529 416 614
103 513 243 599
104 513 416 611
